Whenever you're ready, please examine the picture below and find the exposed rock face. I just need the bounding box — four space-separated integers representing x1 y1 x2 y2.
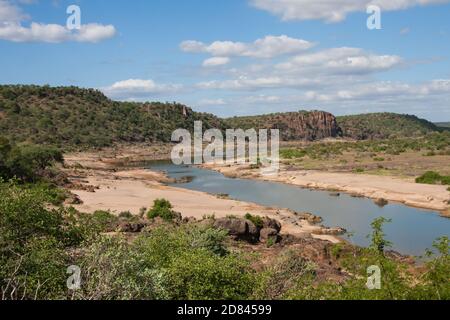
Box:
260 228 280 244
296 212 323 224
118 221 147 233
272 111 342 141
226 111 342 141
262 217 282 233
213 217 260 243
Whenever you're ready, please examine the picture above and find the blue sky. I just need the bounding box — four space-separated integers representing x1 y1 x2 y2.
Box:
0 0 449 121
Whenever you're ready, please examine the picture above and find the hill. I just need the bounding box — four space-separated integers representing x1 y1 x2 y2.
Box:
0 85 444 148
435 122 450 128
0 85 224 148
336 113 440 140
225 111 342 141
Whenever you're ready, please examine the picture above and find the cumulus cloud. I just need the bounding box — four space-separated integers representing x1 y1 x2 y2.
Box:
277 47 403 75
103 79 182 100
197 98 227 106
250 0 450 23
181 35 314 59
0 0 116 43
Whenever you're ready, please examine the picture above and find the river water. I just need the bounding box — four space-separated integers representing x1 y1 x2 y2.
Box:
149 162 450 256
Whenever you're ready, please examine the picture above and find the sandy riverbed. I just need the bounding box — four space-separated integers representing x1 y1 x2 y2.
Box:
67 163 339 243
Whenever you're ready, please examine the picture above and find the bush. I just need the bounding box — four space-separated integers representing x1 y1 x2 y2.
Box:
73 236 164 300
0 182 83 299
0 137 63 182
416 171 450 185
166 249 255 300
90 210 119 232
147 199 175 221
244 213 264 229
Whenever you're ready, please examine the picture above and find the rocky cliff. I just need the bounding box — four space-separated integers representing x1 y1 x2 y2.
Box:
225 111 342 141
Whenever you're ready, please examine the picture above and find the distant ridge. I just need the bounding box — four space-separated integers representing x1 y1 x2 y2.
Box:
336 113 440 140
435 122 450 129
0 85 443 148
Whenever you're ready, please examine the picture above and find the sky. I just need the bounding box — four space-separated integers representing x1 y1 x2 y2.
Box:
0 0 449 121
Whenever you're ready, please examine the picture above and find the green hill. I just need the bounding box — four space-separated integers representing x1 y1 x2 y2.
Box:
0 85 445 147
337 113 440 140
0 85 224 148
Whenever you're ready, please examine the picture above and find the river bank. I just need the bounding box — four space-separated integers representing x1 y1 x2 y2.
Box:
64 144 450 215
201 163 450 216
63 151 341 243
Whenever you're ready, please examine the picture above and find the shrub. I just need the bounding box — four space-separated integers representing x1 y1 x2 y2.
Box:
0 182 83 299
73 236 164 300
244 213 264 229
416 171 450 185
166 249 255 300
118 211 133 219
90 210 119 232
147 199 175 221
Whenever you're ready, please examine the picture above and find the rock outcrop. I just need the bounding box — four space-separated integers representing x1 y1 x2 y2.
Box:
213 216 283 244
225 110 342 141
213 217 260 243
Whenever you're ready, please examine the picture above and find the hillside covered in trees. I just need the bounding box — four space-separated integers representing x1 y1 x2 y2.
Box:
0 85 444 149
0 85 224 148
337 113 440 140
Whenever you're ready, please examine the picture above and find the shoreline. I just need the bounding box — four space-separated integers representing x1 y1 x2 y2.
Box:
201 163 450 217
64 146 449 216
64 153 341 243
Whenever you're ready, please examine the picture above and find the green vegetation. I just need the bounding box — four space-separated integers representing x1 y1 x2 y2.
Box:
0 182 449 300
0 85 225 149
280 131 450 161
244 213 264 228
0 137 63 182
147 198 176 221
416 171 450 185
337 113 440 140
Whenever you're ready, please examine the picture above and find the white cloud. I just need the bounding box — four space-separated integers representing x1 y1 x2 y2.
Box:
103 79 182 100
202 57 231 67
250 0 450 23
197 98 227 106
0 0 116 43
277 47 402 75
181 35 314 59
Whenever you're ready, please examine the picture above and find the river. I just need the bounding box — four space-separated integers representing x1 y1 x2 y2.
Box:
150 162 450 256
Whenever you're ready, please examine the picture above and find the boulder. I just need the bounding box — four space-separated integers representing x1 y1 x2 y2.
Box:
259 228 280 244
297 212 323 224
64 194 83 205
118 221 147 233
213 217 259 243
316 227 347 236
374 198 389 207
262 217 282 233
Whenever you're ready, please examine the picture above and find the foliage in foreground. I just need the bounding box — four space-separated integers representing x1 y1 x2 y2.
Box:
0 184 449 300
